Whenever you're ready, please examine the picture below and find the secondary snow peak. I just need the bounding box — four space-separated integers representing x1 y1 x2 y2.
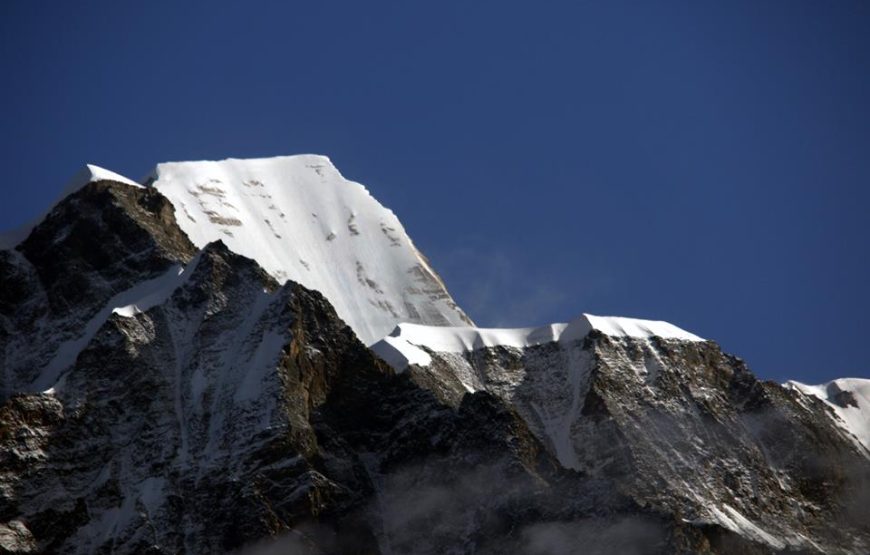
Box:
0 164 142 249
74 164 142 190
371 313 704 372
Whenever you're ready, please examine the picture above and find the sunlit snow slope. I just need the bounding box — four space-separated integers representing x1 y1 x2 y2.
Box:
372 313 705 371
785 378 870 453
149 155 472 344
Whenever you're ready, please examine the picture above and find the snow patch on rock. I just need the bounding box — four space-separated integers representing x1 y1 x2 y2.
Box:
708 505 786 550
35 254 200 393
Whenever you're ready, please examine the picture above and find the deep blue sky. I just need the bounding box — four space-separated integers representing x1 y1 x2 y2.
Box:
2 1 868 383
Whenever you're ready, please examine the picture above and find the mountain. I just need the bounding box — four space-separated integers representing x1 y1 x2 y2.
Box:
147 155 471 345
373 320 870 553
1 156 868 554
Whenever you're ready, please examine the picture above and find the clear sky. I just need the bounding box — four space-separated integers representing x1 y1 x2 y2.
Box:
2 1 868 384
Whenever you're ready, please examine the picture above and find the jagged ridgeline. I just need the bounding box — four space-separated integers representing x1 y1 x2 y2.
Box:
0 156 868 554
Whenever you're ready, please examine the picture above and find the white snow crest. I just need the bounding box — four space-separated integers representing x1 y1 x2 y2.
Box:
0 164 141 250
582 314 704 342
371 313 704 372
76 164 142 189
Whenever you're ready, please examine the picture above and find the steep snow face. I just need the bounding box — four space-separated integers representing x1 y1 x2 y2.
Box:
372 313 704 371
785 378 870 453
0 164 141 249
149 155 471 344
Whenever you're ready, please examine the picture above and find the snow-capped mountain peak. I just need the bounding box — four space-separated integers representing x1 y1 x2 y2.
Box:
2 154 869 554
0 164 141 249
148 155 472 344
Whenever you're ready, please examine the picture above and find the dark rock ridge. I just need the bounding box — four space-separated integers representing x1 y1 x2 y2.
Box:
0 176 867 554
1 182 196 399
397 333 870 553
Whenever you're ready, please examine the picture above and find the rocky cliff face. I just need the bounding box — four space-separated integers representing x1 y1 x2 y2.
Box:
377 330 870 553
0 161 868 554
1 181 196 398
